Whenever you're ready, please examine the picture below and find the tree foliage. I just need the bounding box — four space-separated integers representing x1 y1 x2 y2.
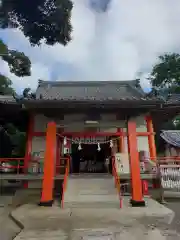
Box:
149 53 180 147
0 0 73 46
0 39 31 77
22 87 36 98
0 74 14 94
150 53 180 94
0 39 31 94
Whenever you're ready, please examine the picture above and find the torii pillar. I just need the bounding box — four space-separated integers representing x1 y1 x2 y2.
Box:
146 115 156 161
39 122 56 206
127 120 145 207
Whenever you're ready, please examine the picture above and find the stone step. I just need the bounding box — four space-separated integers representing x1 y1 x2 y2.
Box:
64 201 121 209
64 175 119 208
64 193 119 202
69 173 112 179
67 178 114 189
65 189 117 195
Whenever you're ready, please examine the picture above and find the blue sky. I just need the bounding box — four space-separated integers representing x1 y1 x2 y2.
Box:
1 0 180 93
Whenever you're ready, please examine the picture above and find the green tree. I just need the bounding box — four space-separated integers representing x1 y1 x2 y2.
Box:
22 87 36 98
0 39 31 94
7 127 26 157
0 0 73 46
0 74 14 94
150 53 180 94
149 53 180 152
0 39 31 77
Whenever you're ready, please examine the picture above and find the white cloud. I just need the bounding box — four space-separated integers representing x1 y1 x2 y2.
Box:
1 0 180 92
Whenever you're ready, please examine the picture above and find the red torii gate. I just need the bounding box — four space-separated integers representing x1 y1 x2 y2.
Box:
39 119 150 207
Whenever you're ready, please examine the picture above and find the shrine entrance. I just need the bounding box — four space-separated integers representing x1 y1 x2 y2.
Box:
71 142 111 174
61 132 116 175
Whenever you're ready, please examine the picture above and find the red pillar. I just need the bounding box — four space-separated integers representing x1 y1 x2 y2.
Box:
146 116 158 189
146 115 156 161
39 122 56 206
127 120 145 206
56 129 63 174
23 114 34 188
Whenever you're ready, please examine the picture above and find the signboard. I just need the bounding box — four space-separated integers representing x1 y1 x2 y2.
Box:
115 153 130 174
63 147 70 154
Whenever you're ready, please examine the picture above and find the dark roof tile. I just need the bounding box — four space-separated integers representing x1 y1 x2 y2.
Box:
167 94 180 104
35 80 154 101
0 95 17 104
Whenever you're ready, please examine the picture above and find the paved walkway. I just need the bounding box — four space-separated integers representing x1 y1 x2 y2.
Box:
0 184 21 240
1 184 180 239
11 198 180 240
0 206 20 240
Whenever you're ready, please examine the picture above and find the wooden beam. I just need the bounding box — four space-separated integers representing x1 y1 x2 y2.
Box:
39 122 56 206
32 131 155 137
127 121 145 207
146 115 157 161
23 114 34 188
118 128 125 153
56 128 63 174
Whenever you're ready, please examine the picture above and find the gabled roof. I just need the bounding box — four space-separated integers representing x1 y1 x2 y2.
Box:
35 80 160 102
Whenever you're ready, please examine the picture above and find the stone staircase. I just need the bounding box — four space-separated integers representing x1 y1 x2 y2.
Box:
63 174 120 208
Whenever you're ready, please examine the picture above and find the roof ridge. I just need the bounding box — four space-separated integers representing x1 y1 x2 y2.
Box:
38 79 139 87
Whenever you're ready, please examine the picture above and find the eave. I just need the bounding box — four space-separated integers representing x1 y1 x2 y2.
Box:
20 99 164 110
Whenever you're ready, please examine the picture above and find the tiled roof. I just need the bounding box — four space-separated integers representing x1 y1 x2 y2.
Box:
166 94 180 104
35 80 160 101
0 95 17 104
160 130 180 147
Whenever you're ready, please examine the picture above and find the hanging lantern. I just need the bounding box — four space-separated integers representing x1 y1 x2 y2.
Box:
110 140 113 148
78 142 82 150
97 142 101 151
63 136 67 146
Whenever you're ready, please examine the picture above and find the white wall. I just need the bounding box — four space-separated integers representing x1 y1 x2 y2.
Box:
34 114 49 132
31 136 46 157
130 116 147 132
123 116 149 153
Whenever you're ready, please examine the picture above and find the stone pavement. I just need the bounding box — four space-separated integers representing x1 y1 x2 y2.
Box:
11 197 180 240
0 184 21 240
0 206 20 240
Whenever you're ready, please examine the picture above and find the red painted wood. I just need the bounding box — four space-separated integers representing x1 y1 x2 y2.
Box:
40 122 56 205
56 128 63 174
127 121 143 202
32 131 153 137
24 114 34 188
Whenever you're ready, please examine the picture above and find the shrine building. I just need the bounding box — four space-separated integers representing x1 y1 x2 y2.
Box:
22 80 160 165
0 80 180 207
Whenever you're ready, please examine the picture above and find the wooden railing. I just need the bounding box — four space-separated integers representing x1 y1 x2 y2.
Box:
112 156 122 208
142 156 180 163
140 156 180 174
0 157 42 174
61 157 70 209
0 157 25 173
